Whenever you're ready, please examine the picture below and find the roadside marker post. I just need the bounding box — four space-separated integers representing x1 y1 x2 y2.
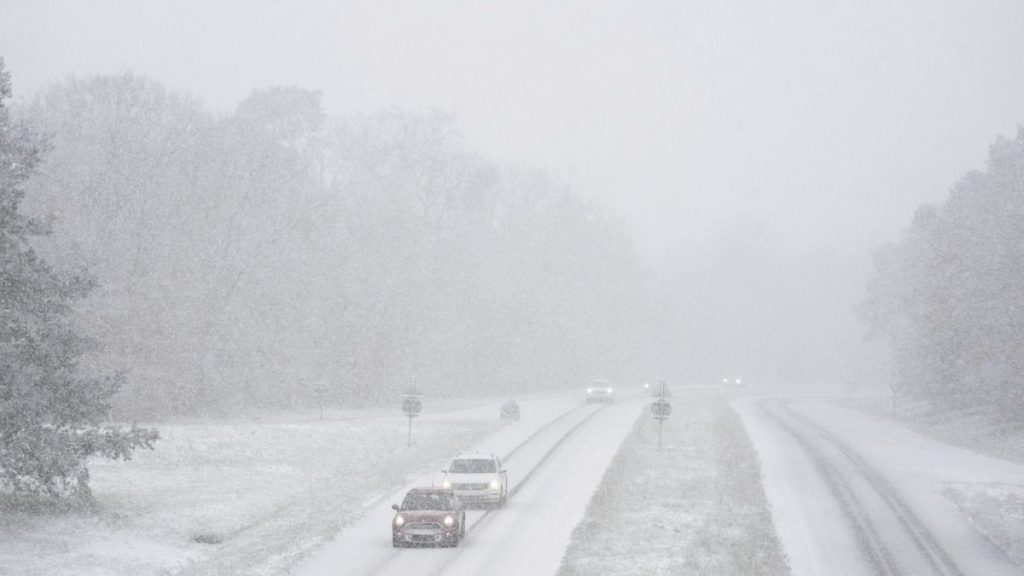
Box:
650 380 672 450
401 384 422 447
313 383 330 421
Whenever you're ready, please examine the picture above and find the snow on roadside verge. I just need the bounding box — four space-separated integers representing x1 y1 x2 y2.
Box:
558 392 789 575
842 396 1024 466
943 483 1024 570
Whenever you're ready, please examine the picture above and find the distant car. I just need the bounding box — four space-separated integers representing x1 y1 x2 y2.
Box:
586 380 614 403
500 398 520 421
441 453 508 508
392 487 465 547
721 377 745 387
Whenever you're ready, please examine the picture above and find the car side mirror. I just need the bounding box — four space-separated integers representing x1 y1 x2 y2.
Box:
500 469 507 474
391 504 400 511
441 469 447 474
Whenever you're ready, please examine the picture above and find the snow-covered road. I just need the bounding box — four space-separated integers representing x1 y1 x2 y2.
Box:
736 397 1024 576
292 397 644 576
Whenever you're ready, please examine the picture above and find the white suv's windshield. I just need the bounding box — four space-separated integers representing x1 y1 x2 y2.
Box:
449 459 496 473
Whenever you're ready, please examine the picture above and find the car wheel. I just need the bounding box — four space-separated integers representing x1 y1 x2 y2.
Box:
392 539 403 548
498 492 507 508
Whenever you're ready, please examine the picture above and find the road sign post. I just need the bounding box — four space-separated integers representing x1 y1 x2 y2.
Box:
401 384 422 447
651 380 672 450
313 384 329 421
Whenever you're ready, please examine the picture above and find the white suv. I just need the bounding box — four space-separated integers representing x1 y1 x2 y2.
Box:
586 379 614 403
441 453 508 508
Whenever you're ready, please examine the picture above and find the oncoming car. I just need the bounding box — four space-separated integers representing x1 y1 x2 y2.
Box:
441 453 508 508
391 488 465 547
586 379 614 403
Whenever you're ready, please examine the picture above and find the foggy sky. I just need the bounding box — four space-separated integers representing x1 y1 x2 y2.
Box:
2 0 1024 265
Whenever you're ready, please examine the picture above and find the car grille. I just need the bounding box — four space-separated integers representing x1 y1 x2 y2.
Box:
402 522 443 542
406 523 442 532
454 483 490 490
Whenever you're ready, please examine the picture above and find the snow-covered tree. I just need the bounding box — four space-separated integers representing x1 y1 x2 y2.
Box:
862 128 1024 417
0 59 157 498
20 73 667 415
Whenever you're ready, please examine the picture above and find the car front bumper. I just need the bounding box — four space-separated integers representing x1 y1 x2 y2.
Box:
452 488 502 505
394 525 459 545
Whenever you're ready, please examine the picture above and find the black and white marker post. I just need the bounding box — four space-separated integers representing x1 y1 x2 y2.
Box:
650 380 672 450
401 384 422 447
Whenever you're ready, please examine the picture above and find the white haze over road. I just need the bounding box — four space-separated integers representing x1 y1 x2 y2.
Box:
2 0 1024 263
4 0 1024 391
5 0 1024 387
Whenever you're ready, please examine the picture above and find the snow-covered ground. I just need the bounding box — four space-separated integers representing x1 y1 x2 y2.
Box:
847 395 1024 467
559 389 788 575
12 388 1023 576
0 396 571 576
736 396 1024 576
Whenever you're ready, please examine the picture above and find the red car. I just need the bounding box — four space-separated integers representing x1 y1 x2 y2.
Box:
391 487 466 547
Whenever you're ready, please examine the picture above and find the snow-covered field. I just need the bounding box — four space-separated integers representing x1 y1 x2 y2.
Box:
0 399 515 576
558 389 789 576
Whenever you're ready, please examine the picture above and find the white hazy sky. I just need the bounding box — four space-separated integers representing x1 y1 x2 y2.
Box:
3 0 1024 264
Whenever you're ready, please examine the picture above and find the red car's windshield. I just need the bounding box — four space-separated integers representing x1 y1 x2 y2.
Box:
401 493 454 511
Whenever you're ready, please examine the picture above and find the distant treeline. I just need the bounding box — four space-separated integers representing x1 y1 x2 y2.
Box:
18 74 666 418
861 128 1024 418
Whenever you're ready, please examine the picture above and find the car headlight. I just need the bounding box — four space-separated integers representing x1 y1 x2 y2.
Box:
394 515 405 527
586 387 593 393
441 479 451 489
443 515 455 527
607 387 613 394
489 479 501 490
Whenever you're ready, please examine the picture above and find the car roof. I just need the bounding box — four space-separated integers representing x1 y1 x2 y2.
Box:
589 378 612 384
406 487 454 496
451 452 496 460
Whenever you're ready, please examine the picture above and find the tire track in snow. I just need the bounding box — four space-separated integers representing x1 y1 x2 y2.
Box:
759 398 966 576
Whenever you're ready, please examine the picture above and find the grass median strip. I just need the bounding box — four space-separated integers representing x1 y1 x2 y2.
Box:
558 392 789 576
